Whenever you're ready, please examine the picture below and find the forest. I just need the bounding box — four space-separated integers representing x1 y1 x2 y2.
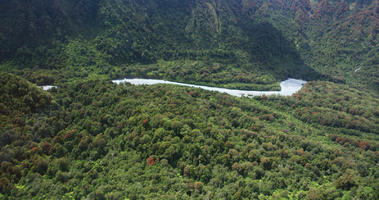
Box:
0 0 378 199
0 72 378 199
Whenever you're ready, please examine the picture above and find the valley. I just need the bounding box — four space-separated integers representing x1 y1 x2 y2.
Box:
0 0 378 199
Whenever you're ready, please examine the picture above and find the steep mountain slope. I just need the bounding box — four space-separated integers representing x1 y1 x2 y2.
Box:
0 0 100 60
4 0 376 89
0 1 378 198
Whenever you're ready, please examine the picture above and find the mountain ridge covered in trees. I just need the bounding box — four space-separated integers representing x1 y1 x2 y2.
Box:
0 0 378 199
0 0 377 90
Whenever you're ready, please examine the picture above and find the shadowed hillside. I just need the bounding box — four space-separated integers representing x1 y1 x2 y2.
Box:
0 1 378 199
4 0 375 88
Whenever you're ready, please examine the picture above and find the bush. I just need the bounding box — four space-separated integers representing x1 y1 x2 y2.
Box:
336 169 358 190
56 157 70 172
55 171 71 183
33 157 48 174
94 190 106 200
0 177 11 194
356 186 376 200
306 188 323 200
146 156 159 166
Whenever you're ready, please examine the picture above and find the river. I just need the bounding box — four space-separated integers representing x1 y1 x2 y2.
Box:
111 78 306 97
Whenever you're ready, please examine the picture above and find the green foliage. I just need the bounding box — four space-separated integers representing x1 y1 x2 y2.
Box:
1 0 376 91
259 81 379 134
0 72 53 129
0 76 377 199
0 72 52 113
1 0 325 90
0 0 378 199
115 60 281 90
336 169 358 190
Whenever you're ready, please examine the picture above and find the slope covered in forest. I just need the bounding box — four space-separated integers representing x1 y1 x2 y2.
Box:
0 0 378 199
0 74 377 199
1 0 377 90
0 72 53 127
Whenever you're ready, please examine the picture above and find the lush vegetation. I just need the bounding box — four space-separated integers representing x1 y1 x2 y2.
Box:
0 0 378 199
112 60 282 91
0 73 53 127
1 0 377 90
0 73 377 199
259 81 379 134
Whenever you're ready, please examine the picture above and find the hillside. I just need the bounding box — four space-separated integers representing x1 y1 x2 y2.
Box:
1 0 377 90
0 75 377 199
0 0 378 199
0 72 53 127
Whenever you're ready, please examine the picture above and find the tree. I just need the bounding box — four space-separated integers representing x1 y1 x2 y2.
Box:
336 169 358 190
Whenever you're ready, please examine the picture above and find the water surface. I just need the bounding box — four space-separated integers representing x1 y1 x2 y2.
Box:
38 85 57 91
112 78 307 97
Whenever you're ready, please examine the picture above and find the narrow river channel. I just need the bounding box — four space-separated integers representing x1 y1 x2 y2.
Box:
111 78 307 97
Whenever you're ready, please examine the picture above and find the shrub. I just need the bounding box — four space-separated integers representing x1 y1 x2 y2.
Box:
146 156 159 166
356 186 376 200
41 141 53 154
336 169 358 189
56 157 70 172
260 157 272 170
33 157 48 174
94 190 106 200
306 188 323 200
55 171 71 183
0 177 11 194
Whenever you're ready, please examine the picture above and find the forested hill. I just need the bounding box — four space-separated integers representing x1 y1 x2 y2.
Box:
0 72 378 199
0 1 378 199
0 0 377 90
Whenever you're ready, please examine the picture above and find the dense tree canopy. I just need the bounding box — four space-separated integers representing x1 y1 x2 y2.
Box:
0 0 378 199
1 0 377 90
0 73 377 199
